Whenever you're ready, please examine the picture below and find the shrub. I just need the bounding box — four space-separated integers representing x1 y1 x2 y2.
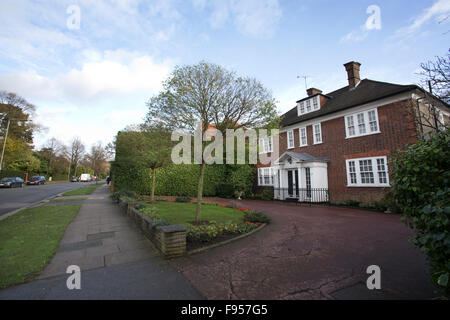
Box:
110 190 137 201
260 188 274 201
175 196 192 203
345 199 360 207
244 211 271 223
186 222 258 242
373 201 389 212
216 183 235 198
391 130 450 293
230 165 256 198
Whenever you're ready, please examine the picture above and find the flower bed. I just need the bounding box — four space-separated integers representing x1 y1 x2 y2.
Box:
112 191 271 255
136 201 271 252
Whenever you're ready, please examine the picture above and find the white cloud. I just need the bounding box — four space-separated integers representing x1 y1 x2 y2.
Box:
0 50 173 103
395 0 450 37
340 27 369 43
197 0 282 38
231 0 282 38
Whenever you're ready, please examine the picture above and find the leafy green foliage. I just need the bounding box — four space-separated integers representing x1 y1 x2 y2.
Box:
229 165 256 197
216 183 235 198
186 222 258 242
175 196 192 203
391 130 450 293
244 211 271 223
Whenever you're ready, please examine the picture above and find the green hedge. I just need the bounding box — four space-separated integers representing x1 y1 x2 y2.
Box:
112 163 231 197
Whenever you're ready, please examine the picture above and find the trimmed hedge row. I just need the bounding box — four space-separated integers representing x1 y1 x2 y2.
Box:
112 163 232 197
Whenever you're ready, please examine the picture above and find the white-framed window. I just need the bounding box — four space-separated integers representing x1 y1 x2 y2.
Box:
345 108 380 138
287 130 294 149
258 167 274 186
259 137 273 153
297 97 321 116
299 127 307 147
313 123 322 144
299 101 305 114
306 99 311 112
313 96 319 110
346 156 389 187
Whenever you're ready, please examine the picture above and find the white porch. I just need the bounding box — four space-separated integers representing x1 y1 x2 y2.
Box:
272 152 329 202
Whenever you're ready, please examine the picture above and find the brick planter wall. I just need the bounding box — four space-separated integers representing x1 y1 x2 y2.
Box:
122 200 187 258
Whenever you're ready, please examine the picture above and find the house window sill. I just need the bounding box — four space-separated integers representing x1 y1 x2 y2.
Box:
345 131 381 139
347 184 390 188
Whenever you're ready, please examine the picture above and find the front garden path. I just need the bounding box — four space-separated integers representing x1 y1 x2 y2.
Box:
170 199 441 300
0 185 202 300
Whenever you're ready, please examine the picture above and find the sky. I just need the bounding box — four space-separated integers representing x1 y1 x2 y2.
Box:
0 0 449 150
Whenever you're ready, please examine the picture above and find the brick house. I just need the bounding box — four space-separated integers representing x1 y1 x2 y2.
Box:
257 61 450 203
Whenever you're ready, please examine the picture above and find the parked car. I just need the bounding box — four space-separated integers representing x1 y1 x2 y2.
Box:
27 176 46 185
0 177 24 188
70 176 79 182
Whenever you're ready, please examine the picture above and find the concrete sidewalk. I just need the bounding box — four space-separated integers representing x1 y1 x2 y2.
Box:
0 185 202 300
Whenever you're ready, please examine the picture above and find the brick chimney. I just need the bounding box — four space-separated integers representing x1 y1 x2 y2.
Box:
344 61 361 88
306 88 322 97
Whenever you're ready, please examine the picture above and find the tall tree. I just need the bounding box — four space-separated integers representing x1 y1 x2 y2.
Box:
68 137 85 177
115 125 173 202
85 142 108 177
419 50 450 103
145 61 278 221
0 91 41 173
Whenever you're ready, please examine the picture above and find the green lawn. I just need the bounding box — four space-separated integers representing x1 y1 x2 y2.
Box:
0 204 81 288
62 183 103 196
145 202 245 226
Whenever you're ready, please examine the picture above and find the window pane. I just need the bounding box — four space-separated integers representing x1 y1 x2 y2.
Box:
300 128 307 145
357 113 366 134
359 159 374 184
299 102 305 114
377 158 387 184
347 116 355 136
313 97 319 110
288 131 294 148
368 110 378 132
348 161 357 184
306 100 311 112
314 124 322 143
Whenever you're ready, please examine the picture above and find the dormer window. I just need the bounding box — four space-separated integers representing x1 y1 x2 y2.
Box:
306 99 311 112
299 101 305 114
297 96 321 116
313 96 319 110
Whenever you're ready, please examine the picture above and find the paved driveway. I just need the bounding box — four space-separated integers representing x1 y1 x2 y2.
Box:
171 200 440 300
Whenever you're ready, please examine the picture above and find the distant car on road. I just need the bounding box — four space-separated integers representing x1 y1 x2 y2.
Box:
27 176 46 185
70 176 79 182
0 177 24 188
80 173 91 182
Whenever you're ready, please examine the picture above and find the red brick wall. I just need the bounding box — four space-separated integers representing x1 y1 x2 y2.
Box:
263 99 419 203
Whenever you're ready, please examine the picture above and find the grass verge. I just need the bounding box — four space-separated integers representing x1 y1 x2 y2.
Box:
62 183 104 196
50 197 88 202
143 202 245 226
0 204 81 288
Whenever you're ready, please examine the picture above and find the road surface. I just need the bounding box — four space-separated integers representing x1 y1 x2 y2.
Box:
0 182 98 216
